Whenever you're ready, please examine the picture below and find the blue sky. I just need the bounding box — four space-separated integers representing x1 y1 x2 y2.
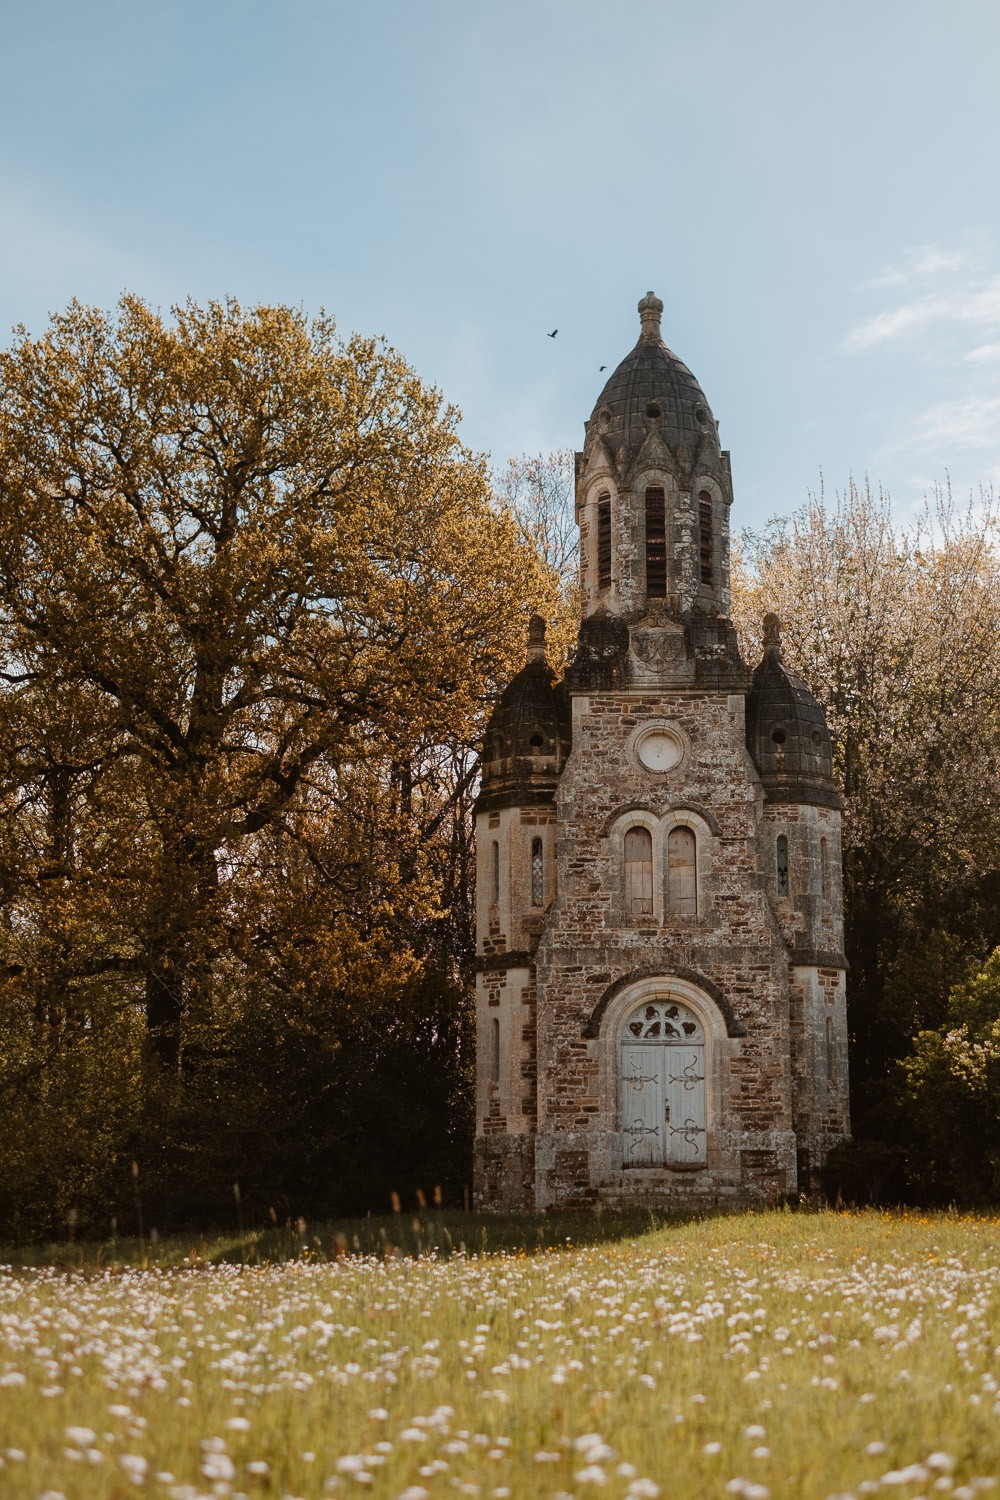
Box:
3 0 999 529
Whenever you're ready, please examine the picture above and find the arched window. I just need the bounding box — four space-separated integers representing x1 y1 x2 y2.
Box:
667 826 697 916
621 999 706 1167
624 827 654 916
645 486 666 598
491 840 500 904
597 493 612 590
698 490 714 586
776 835 789 897
531 836 544 906
491 1017 501 1084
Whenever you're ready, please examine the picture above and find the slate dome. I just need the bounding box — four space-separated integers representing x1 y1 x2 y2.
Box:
745 615 841 809
585 291 718 464
478 616 571 810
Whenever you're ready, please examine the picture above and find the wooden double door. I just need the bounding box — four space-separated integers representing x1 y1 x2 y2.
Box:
621 1000 706 1168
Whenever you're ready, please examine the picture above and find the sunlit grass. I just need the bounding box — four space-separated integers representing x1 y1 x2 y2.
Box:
0 1209 998 1498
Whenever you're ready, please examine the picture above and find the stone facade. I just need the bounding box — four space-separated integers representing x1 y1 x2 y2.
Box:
474 293 850 1212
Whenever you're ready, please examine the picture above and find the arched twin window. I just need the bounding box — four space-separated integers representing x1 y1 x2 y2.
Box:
623 824 698 919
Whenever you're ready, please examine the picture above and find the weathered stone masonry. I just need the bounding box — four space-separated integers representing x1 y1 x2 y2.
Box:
474 292 850 1212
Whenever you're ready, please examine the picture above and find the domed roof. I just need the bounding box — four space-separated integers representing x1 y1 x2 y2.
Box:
585 291 718 464
478 616 571 811
746 615 842 808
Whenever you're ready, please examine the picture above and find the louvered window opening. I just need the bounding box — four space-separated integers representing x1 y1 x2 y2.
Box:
698 490 714 586
491 1017 501 1084
776 835 789 897
667 826 697 916
645 486 667 598
624 827 654 915
491 840 500 904
597 495 612 589
531 837 544 906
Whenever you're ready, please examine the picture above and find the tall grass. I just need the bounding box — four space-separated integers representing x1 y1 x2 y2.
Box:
0 1210 997 1498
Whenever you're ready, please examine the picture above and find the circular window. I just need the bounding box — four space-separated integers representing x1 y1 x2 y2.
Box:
771 727 786 746
529 733 544 750
694 404 708 424
811 729 822 747
636 727 684 772
646 401 661 419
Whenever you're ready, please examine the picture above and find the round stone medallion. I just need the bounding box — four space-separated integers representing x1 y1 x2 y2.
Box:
635 727 684 772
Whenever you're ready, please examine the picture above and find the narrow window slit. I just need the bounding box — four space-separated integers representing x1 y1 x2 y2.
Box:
531 836 544 906
776 835 789 897
597 494 612 590
645 486 667 598
698 490 714 586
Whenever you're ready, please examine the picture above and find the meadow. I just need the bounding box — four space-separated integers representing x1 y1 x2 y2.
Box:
0 1209 997 1500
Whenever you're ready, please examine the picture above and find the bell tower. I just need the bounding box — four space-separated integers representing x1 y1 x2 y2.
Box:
474 291 849 1213
572 292 743 694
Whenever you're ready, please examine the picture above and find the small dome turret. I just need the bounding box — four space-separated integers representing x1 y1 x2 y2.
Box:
746 614 841 808
585 290 720 472
477 615 571 812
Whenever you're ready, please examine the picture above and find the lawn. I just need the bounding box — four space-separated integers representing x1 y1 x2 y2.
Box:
0 1209 997 1499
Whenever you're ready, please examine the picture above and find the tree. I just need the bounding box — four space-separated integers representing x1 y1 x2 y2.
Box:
733 479 1000 1136
902 947 1000 1202
494 450 579 666
0 295 552 1232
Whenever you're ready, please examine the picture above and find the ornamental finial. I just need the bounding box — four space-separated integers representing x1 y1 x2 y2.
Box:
762 612 782 658
638 290 664 342
527 613 547 664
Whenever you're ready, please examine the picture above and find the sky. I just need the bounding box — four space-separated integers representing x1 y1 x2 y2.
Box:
3 0 1000 531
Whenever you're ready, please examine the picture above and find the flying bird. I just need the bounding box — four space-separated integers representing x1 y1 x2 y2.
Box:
547 328 558 338
599 365 607 371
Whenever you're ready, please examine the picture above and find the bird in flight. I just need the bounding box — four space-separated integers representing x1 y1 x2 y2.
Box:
548 328 558 338
599 365 607 371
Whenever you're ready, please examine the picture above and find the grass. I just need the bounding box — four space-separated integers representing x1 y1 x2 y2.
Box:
0 1209 998 1498
0 1205 704 1270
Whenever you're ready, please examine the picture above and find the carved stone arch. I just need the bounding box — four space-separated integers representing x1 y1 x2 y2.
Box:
578 437 618 497
601 801 660 837
661 801 721 837
596 972 737 1171
583 966 745 1039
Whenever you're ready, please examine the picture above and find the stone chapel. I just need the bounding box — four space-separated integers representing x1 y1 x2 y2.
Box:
474 291 850 1212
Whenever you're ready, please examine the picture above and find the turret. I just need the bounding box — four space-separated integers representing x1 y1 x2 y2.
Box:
569 292 745 692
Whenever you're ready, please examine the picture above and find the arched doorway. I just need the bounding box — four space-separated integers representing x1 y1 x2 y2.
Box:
620 999 706 1167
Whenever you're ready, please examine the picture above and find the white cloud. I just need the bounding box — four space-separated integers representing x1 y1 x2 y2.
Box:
903 395 1000 453
842 275 1000 354
868 244 981 289
967 342 1000 363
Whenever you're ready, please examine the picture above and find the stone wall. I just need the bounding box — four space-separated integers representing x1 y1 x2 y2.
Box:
532 687 800 1210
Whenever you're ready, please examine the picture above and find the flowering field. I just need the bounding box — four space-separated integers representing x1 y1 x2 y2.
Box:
0 1211 998 1500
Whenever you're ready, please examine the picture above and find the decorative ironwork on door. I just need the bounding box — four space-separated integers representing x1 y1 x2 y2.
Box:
621 1000 707 1168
